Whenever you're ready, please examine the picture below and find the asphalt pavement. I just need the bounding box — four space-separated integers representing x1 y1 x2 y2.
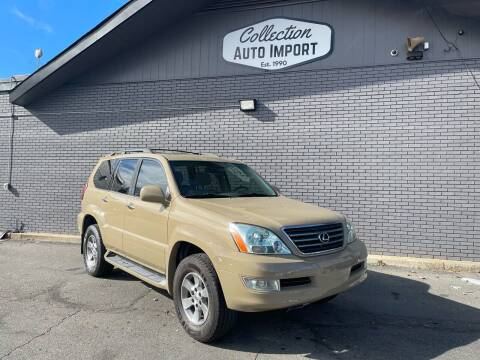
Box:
0 240 479 360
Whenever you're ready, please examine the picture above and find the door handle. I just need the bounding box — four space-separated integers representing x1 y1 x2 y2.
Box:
102 197 108 203
126 203 135 210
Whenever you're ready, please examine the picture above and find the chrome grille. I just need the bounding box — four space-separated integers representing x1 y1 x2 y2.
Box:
283 223 344 254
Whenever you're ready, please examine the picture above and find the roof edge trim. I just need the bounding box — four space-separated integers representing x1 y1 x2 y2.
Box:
9 0 153 105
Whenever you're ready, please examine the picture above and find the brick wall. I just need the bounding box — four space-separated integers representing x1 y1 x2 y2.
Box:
1 59 479 261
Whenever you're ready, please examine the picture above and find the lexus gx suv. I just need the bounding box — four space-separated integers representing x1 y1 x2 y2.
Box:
78 149 367 342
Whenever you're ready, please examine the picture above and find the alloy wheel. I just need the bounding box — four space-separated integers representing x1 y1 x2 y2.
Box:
85 235 98 271
181 272 209 326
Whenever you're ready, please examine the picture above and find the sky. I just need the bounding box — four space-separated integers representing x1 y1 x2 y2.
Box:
0 0 129 78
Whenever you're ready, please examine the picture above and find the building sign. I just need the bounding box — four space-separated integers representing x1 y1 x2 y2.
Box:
223 18 333 70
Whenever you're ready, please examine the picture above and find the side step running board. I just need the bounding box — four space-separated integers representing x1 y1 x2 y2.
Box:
105 253 167 288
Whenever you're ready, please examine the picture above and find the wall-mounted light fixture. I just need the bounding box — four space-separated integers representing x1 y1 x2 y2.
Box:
240 99 257 112
406 36 429 61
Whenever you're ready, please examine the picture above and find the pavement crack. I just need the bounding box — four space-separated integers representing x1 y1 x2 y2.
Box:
93 288 152 314
127 289 152 309
0 309 81 359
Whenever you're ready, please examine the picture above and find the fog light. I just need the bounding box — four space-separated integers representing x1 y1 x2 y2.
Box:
243 277 280 292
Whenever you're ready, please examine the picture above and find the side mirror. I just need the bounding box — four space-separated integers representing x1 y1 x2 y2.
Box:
140 185 168 205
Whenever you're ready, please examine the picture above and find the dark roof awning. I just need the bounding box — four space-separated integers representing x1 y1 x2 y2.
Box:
9 0 480 106
432 0 480 18
9 0 209 106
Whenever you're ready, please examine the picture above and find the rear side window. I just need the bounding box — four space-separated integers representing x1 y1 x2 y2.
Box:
134 160 169 196
93 160 118 190
111 159 138 194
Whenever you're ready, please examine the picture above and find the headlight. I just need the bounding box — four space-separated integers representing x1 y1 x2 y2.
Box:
229 223 291 255
346 219 357 244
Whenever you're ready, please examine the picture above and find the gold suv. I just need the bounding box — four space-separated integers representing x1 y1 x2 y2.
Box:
78 149 367 342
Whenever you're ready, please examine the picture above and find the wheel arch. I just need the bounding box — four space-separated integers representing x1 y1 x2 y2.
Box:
167 240 212 294
80 214 98 254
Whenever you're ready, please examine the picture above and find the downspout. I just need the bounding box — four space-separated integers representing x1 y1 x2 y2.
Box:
0 77 18 239
6 76 17 192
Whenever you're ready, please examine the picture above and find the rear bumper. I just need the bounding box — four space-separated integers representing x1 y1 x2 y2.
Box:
216 240 368 312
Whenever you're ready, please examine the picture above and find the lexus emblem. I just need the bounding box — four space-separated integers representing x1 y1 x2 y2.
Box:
318 232 330 243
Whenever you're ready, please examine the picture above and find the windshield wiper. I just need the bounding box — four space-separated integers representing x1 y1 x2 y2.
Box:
185 194 231 199
236 193 275 197
185 193 276 198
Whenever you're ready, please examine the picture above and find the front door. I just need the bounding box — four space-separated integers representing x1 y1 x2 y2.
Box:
123 159 170 273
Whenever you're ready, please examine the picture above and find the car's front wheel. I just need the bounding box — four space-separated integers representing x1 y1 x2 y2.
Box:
82 224 113 277
173 253 237 342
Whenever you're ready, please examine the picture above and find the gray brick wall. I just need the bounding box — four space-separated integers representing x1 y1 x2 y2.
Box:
1 58 479 261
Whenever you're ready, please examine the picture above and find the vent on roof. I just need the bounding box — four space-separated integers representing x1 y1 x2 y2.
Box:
201 0 319 12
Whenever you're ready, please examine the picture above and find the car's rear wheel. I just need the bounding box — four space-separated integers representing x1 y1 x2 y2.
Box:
83 224 113 277
173 253 237 343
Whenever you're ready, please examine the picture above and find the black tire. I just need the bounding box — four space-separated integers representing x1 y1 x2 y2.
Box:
173 253 237 343
82 224 113 277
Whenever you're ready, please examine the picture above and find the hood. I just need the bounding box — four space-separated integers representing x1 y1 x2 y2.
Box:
190 196 345 230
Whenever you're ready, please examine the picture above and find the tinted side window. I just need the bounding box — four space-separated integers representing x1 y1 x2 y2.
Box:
134 160 169 196
93 160 118 190
111 159 138 194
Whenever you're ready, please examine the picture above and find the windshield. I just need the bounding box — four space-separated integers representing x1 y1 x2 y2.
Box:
169 161 277 199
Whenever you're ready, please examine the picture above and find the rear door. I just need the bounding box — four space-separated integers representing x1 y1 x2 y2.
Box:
105 158 139 253
123 158 170 272
90 158 122 251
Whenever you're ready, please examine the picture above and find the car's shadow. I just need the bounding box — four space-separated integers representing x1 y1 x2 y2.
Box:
211 270 480 360
105 269 141 282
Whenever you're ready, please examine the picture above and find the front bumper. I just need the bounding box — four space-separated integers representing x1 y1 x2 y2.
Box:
216 240 368 312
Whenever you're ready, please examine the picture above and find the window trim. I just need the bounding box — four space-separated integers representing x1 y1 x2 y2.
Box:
131 158 169 198
110 158 141 196
92 158 120 191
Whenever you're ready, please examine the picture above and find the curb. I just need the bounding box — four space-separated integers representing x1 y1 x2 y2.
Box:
7 232 480 272
9 232 80 245
368 255 480 273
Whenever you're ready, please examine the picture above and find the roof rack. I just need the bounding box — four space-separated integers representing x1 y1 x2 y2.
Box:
108 148 203 156
150 149 202 155
108 149 152 156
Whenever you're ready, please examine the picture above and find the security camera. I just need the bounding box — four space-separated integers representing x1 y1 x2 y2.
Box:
406 36 428 61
